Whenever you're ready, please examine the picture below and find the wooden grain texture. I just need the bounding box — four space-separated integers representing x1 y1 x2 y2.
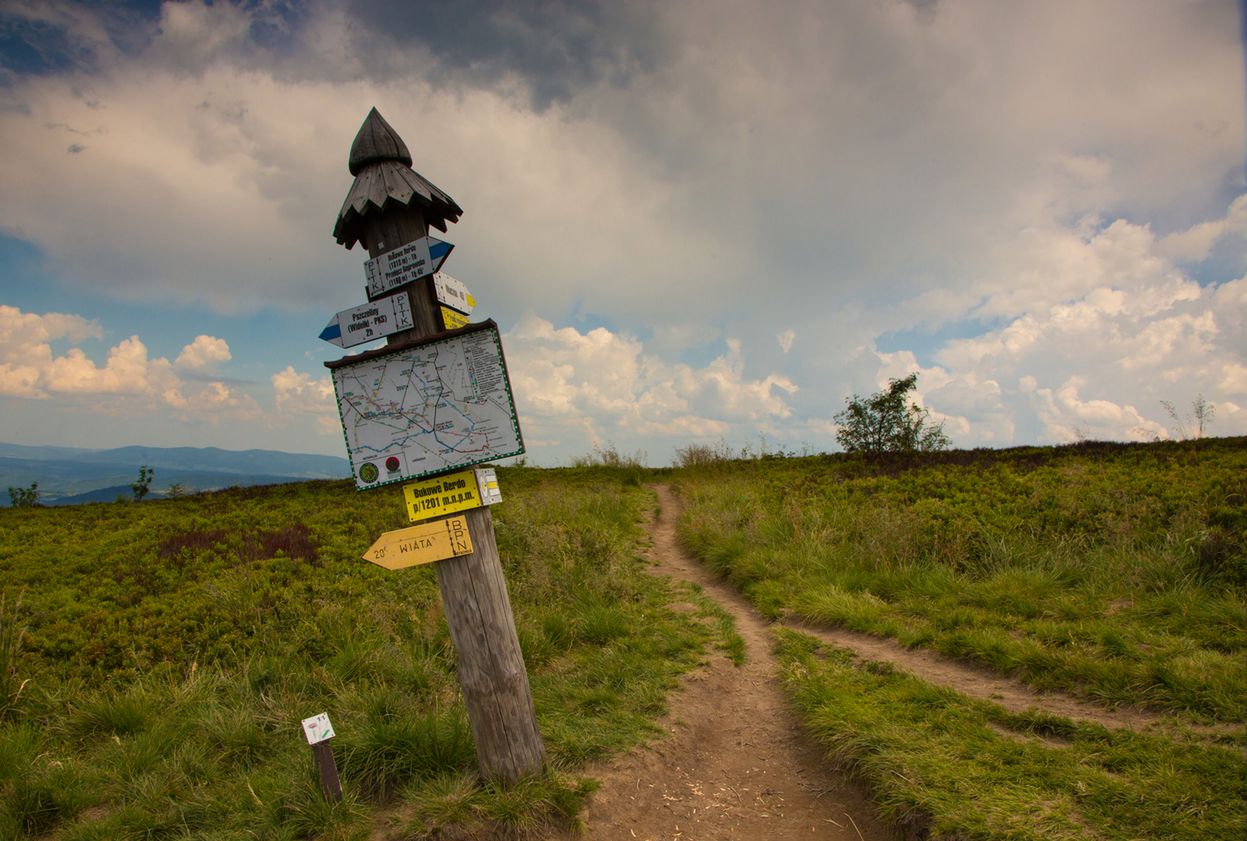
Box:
437 506 546 783
363 204 444 340
336 108 545 784
334 107 463 248
348 107 412 175
312 742 343 802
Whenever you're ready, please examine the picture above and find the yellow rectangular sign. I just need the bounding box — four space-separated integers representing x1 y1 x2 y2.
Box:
363 516 472 570
441 307 469 330
404 469 482 522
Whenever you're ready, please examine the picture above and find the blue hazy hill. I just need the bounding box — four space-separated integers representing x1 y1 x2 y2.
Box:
0 443 350 505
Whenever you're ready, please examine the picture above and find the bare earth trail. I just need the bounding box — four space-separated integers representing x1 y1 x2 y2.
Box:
636 485 1217 737
783 622 1177 734
550 483 1235 840
552 486 897 841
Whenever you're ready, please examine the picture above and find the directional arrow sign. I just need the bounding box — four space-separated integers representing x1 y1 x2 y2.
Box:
432 272 475 315
319 295 414 348
441 307 469 330
362 515 473 570
364 235 454 301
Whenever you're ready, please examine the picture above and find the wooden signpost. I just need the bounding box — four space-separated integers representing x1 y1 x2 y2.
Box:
324 107 545 786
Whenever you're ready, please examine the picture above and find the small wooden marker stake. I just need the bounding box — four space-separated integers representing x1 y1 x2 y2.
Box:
302 712 342 802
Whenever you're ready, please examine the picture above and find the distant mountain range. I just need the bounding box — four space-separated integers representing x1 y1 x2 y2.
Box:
0 443 351 506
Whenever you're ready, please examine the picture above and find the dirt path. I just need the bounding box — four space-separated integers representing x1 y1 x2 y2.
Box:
549 482 1242 840
552 486 897 841
783 621 1177 734
641 486 1235 741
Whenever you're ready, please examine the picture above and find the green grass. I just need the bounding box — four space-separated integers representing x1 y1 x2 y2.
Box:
0 468 728 839
675 438 1247 721
774 627 1246 841
672 438 1247 840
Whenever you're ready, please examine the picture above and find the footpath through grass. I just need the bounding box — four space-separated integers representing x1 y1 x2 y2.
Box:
0 467 732 840
675 438 1247 841
775 628 1245 841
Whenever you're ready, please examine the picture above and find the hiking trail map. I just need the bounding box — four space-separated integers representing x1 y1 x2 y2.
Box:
328 321 524 489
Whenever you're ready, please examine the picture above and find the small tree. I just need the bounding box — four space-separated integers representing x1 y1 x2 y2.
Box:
131 466 154 502
6 482 39 508
835 373 950 454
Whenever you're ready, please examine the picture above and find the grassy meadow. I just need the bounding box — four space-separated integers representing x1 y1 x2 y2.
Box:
0 467 737 840
676 437 1247 840
3 437 1245 840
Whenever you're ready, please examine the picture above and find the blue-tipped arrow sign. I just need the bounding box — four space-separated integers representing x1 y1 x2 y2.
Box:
363 236 454 301
319 295 415 348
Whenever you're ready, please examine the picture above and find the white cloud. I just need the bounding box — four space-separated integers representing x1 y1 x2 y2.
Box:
175 335 231 371
272 365 335 415
504 315 797 462
1021 376 1166 443
1160 195 1247 263
2 0 1237 328
145 0 255 71
778 329 796 354
0 305 257 417
880 210 1247 445
0 303 101 346
0 2 1243 459
44 336 155 395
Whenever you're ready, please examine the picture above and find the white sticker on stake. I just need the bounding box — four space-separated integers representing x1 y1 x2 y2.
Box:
476 468 502 506
302 712 336 744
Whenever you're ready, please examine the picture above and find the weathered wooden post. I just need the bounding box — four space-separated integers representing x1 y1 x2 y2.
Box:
323 108 545 784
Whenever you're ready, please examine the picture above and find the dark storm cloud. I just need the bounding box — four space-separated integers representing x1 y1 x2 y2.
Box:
0 0 160 77
344 0 670 109
0 14 86 76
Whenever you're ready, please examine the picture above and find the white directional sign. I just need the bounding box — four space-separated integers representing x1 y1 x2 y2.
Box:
364 236 453 300
433 272 475 315
319 295 414 348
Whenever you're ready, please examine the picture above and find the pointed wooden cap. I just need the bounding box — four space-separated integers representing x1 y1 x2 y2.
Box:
334 108 463 249
348 107 412 175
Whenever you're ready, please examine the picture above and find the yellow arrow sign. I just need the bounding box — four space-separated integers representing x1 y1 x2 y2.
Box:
440 306 470 330
363 516 473 570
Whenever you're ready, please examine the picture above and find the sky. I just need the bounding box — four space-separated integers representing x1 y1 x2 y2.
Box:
1 0 1245 467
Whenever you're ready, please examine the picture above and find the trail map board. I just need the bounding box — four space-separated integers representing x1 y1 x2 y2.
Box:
327 320 524 489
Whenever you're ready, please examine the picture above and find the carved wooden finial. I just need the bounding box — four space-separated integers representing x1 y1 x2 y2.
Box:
348 107 412 175
334 107 463 249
